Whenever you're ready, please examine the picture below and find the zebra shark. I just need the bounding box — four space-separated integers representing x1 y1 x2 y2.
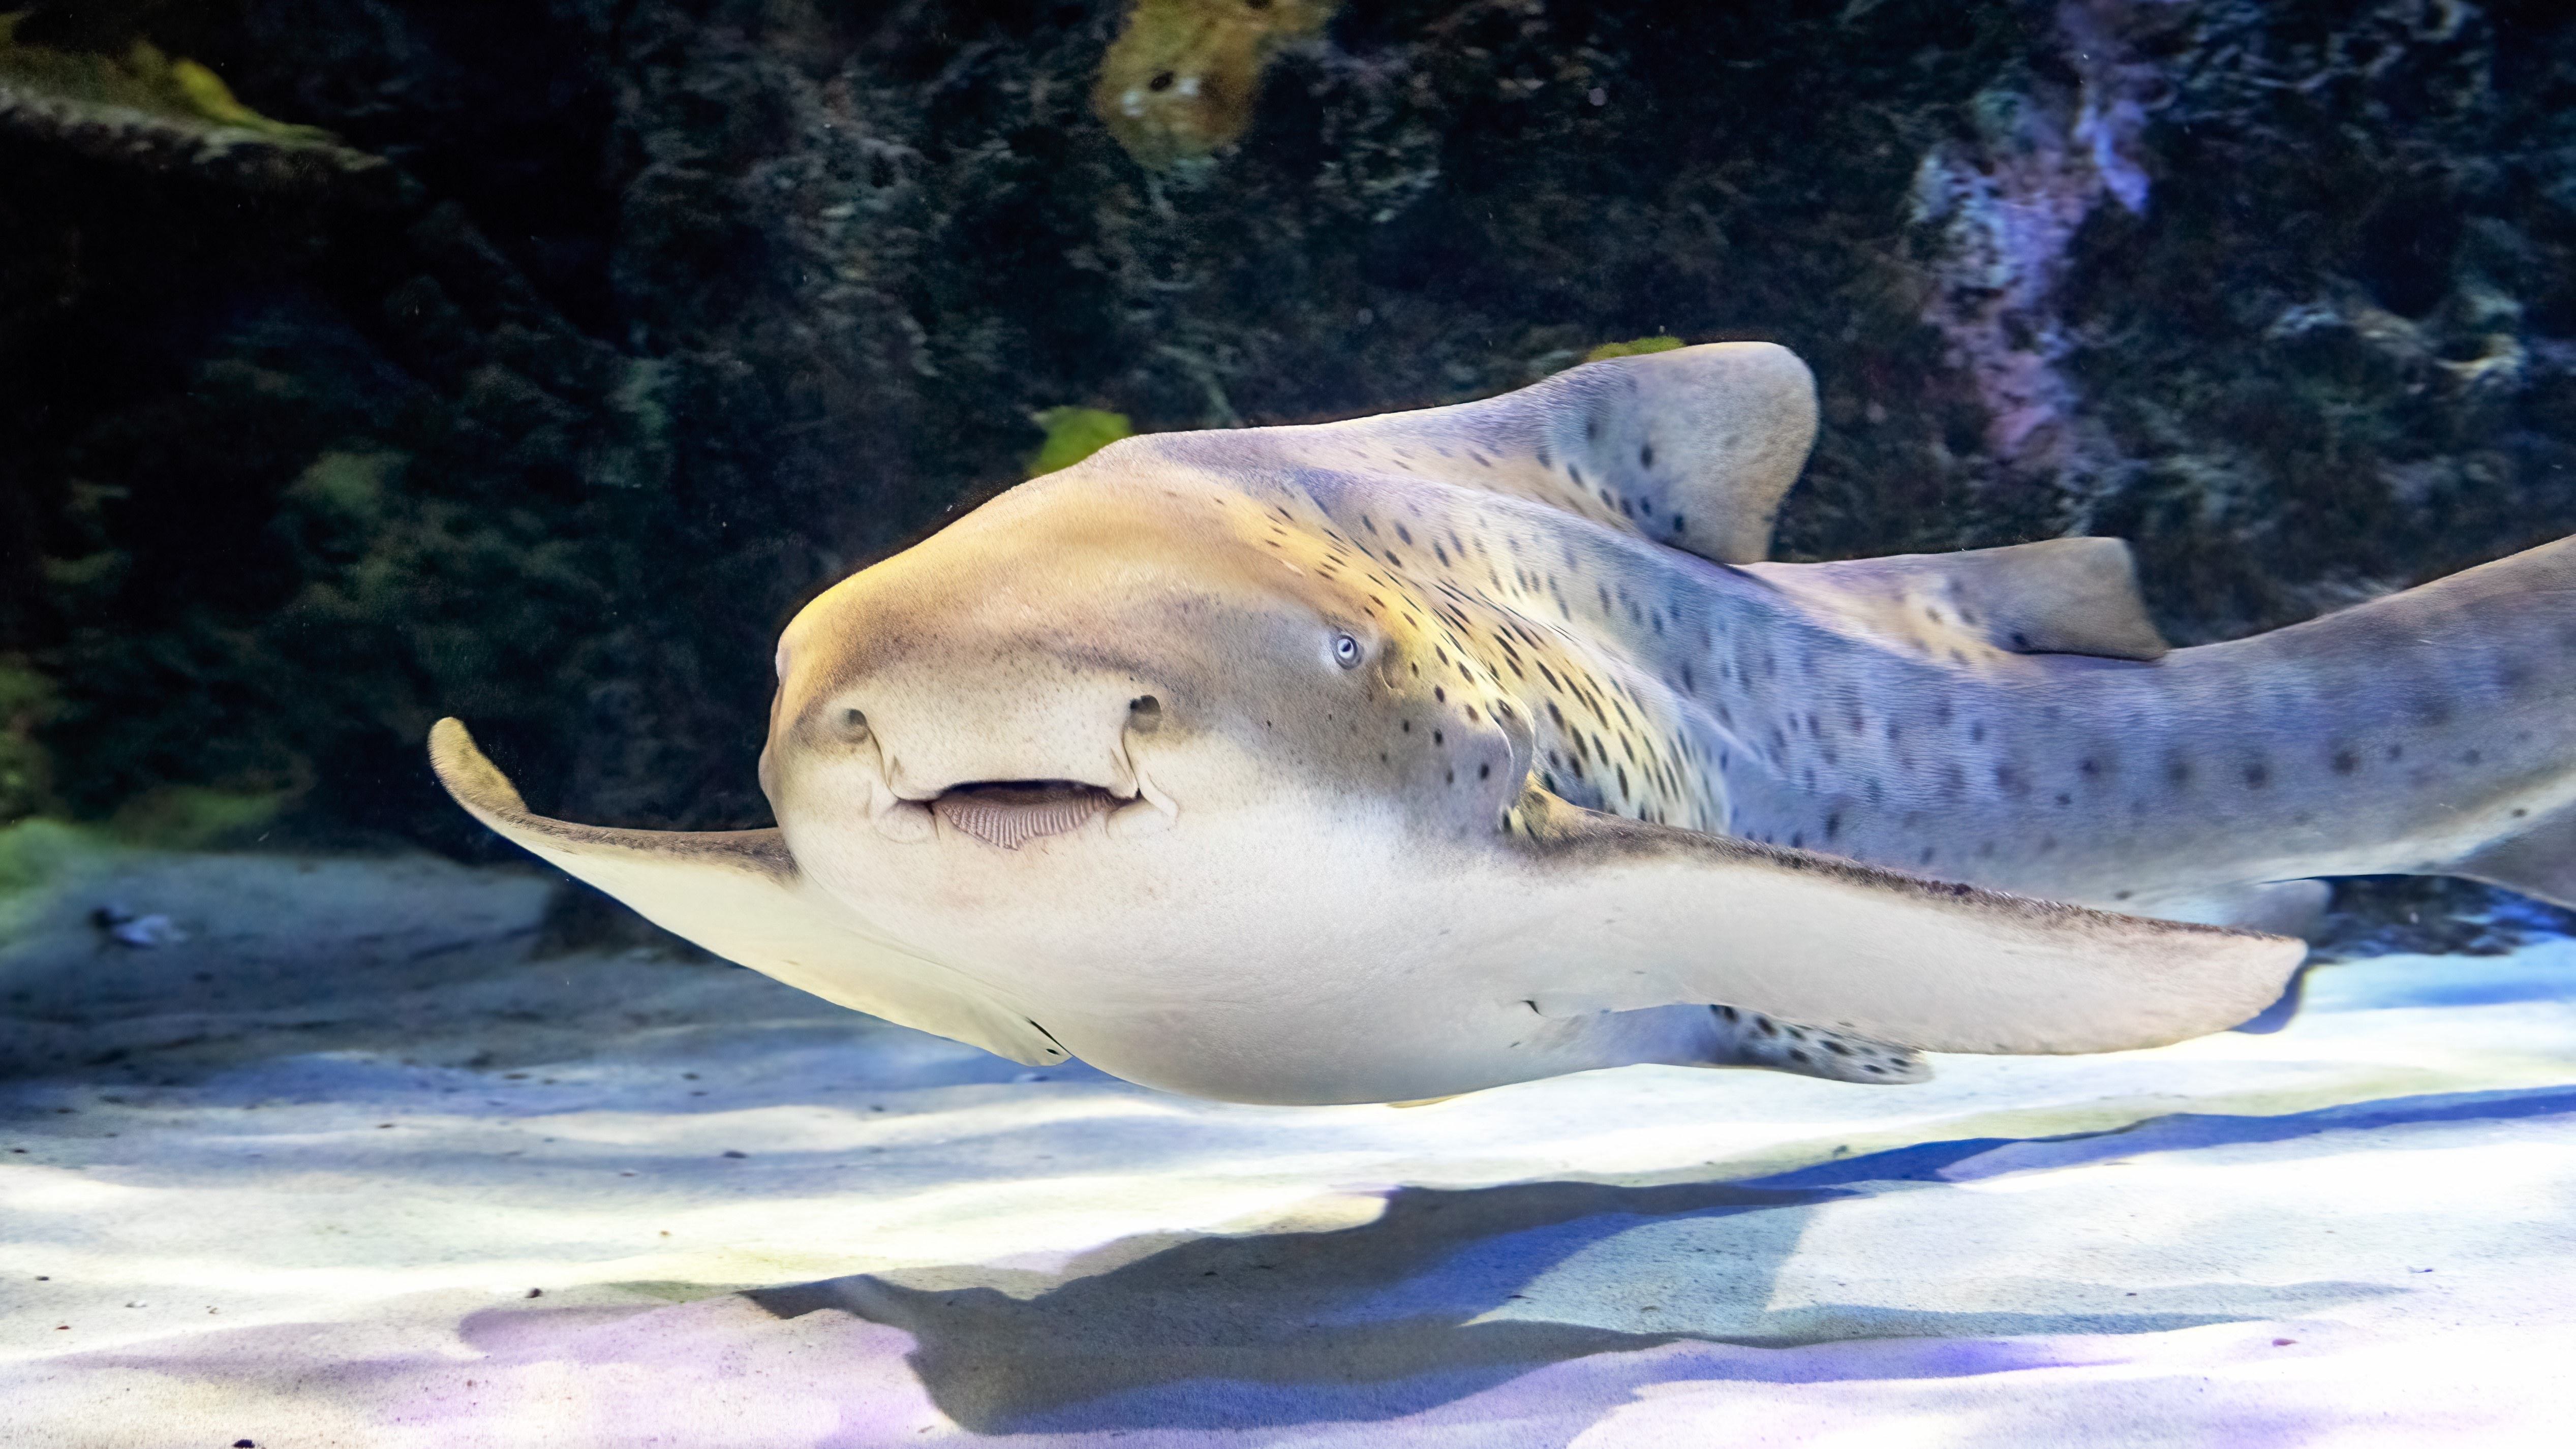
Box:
430 343 2571 1104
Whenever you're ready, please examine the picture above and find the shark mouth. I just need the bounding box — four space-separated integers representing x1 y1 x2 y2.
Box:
929 781 1122 850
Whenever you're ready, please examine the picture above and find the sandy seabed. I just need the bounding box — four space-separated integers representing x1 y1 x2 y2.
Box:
4 847 2573 1448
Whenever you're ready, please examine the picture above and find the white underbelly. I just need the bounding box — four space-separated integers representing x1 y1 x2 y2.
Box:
791 800 1710 1103
1036 992 1702 1104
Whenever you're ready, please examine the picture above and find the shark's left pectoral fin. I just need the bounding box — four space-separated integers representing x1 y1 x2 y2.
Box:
2131 880 2332 939
426 719 1067 1066
1483 793 2305 1055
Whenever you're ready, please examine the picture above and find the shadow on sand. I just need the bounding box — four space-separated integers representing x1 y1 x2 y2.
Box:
721 1085 2576 1433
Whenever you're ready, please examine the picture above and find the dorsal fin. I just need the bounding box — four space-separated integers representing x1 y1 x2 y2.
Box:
1742 537 2170 662
1127 342 1818 563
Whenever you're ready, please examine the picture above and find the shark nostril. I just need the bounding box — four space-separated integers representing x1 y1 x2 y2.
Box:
1128 695 1163 734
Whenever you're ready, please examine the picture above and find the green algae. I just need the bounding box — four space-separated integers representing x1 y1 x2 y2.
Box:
1584 336 1686 363
1027 407 1135 478
0 11 331 142
0 816 104 899
0 658 57 826
283 449 400 523
1092 0 1336 170
106 784 287 850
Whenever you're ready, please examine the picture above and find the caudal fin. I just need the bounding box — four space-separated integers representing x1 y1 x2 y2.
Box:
2406 537 2576 908
2277 534 2576 906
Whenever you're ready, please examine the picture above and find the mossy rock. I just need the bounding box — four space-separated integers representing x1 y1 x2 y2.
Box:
107 785 289 851
0 816 111 899
0 657 56 824
1028 407 1136 478
1584 336 1686 363
3 0 2571 851
0 11 331 142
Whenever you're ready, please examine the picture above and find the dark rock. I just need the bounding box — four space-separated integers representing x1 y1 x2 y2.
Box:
0 0 2569 865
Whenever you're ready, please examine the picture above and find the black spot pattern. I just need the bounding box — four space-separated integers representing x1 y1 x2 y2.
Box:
1206 434 2574 934
1703 1006 1928 1084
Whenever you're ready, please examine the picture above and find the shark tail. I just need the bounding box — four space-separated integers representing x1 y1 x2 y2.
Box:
2319 534 2576 908
2432 536 2576 909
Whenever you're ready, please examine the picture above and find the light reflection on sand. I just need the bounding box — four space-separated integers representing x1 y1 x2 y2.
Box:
3 853 2573 1445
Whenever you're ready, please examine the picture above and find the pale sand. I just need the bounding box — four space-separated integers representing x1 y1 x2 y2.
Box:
3 847 2572 1446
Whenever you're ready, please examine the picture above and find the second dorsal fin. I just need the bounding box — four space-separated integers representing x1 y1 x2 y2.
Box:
1742 537 2170 662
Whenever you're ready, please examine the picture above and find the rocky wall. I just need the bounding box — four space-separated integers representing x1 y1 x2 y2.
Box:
2 0 2570 856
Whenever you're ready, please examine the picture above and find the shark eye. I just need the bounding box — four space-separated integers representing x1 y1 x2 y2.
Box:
1332 632 1364 668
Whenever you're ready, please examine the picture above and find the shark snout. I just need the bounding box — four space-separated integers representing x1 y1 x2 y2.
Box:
794 677 1178 848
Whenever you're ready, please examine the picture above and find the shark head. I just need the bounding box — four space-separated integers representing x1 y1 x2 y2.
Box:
760 458 1536 896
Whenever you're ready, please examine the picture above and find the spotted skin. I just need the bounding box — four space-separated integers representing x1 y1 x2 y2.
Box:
1705 1004 1929 1084
1154 406 2576 933
431 345 2505 1105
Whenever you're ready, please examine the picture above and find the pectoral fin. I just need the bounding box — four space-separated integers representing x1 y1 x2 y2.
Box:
1484 793 2304 1055
2129 880 2332 938
426 719 1066 1066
